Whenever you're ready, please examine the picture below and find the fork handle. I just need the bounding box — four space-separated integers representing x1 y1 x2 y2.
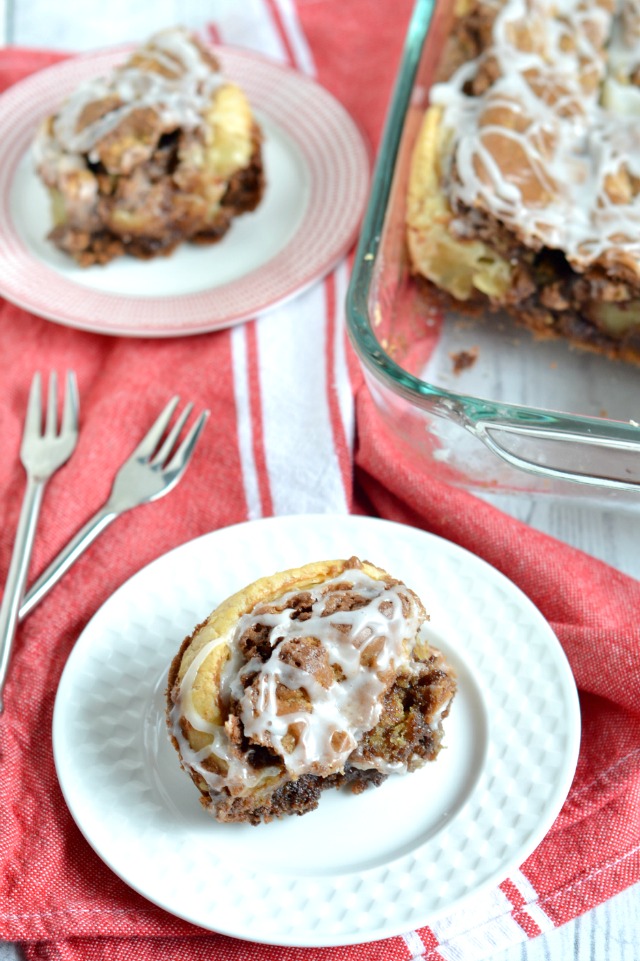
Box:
0 476 45 712
18 506 117 622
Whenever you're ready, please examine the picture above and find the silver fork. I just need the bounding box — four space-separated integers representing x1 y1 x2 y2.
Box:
18 395 209 622
0 372 79 712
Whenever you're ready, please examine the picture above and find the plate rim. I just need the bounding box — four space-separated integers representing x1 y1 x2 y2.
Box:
0 45 369 337
52 514 582 946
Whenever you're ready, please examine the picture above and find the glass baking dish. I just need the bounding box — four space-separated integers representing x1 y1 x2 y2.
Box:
346 0 640 497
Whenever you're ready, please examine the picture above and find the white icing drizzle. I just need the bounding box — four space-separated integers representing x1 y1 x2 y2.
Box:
33 27 222 172
431 0 640 275
168 631 283 795
170 568 425 798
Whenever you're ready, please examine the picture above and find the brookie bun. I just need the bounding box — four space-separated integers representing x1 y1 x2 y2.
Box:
33 27 265 266
166 556 456 824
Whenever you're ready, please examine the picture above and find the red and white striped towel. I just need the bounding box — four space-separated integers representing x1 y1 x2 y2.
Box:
0 3 639 960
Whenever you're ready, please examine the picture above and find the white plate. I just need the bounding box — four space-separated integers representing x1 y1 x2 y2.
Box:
0 47 369 336
52 515 580 946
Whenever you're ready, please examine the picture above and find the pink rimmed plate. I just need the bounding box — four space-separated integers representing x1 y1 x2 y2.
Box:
0 46 369 337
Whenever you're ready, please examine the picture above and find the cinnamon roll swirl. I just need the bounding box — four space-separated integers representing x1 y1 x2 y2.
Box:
166 556 456 824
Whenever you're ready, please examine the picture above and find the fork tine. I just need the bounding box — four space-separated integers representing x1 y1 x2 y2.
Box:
45 371 58 436
165 409 210 475
130 395 180 461
150 402 193 467
24 372 43 437
61 371 80 434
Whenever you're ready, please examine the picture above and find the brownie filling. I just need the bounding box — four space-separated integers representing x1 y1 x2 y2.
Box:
49 138 265 267
440 202 640 363
213 649 456 825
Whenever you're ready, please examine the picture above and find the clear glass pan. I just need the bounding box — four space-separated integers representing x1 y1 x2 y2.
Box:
346 0 640 496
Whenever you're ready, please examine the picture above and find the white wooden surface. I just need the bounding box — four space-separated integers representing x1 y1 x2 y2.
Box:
0 3 638 959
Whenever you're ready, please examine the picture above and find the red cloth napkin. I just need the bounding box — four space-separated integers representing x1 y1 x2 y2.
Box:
1 3 639 961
